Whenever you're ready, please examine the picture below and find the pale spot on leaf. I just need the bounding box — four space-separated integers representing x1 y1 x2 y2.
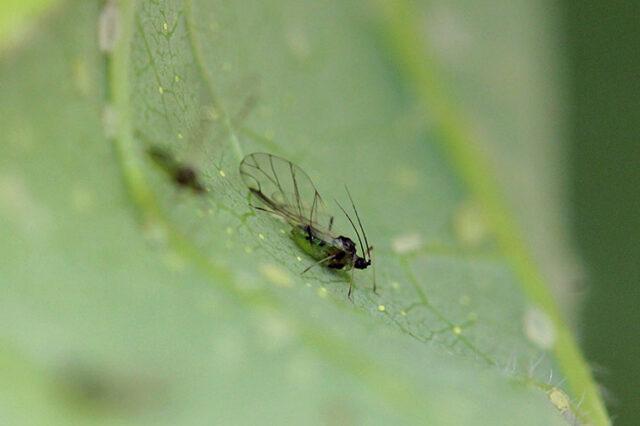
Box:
98 0 119 53
453 200 489 247
424 4 471 64
523 306 556 350
257 311 295 351
102 104 118 139
391 232 423 254
286 26 311 61
391 166 420 190
259 263 292 288
212 330 247 373
0 174 51 237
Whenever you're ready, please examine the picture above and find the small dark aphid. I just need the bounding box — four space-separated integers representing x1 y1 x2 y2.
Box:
55 361 165 413
147 146 205 193
239 152 375 298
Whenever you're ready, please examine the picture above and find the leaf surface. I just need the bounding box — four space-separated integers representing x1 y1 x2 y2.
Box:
0 0 608 424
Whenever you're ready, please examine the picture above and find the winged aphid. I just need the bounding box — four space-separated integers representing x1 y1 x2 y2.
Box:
239 152 375 298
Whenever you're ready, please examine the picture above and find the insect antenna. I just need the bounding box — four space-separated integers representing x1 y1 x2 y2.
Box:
335 199 366 260
345 186 371 263
370 249 378 294
310 191 321 227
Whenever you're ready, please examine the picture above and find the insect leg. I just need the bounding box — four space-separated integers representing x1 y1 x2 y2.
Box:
310 191 319 227
290 162 303 219
251 205 276 214
364 245 378 294
372 273 378 294
301 254 337 274
247 191 275 214
348 267 355 300
328 216 334 231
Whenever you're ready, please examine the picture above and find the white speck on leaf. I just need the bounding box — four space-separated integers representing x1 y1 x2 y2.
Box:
212 330 247 373
258 311 295 351
260 263 292 288
391 232 423 254
0 174 51 237
453 200 489 247
524 306 556 349
391 166 420 190
102 104 118 139
286 26 311 61
424 4 471 64
142 220 168 245
98 0 119 53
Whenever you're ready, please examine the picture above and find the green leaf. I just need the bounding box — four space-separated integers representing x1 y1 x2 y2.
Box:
0 0 608 425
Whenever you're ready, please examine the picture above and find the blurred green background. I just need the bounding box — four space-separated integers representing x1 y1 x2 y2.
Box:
0 0 637 425
565 1 640 424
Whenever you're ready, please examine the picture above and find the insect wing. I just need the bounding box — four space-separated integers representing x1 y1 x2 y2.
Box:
239 153 330 229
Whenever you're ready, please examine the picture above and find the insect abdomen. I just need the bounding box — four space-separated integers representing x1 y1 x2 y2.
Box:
290 225 353 271
290 225 329 261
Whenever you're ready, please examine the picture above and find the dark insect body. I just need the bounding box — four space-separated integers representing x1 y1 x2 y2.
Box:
147 146 205 193
239 152 374 298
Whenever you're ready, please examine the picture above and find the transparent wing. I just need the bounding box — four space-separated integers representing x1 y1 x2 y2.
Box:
239 152 331 230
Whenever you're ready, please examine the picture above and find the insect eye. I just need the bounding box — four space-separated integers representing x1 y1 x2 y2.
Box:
354 258 369 269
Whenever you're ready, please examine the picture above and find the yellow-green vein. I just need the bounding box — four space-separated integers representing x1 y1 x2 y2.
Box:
374 0 609 424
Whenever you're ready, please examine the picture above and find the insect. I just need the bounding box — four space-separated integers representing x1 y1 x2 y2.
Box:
146 146 205 193
239 152 375 298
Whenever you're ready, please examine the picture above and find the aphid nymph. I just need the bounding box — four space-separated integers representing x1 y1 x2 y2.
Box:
239 152 375 298
147 146 205 193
